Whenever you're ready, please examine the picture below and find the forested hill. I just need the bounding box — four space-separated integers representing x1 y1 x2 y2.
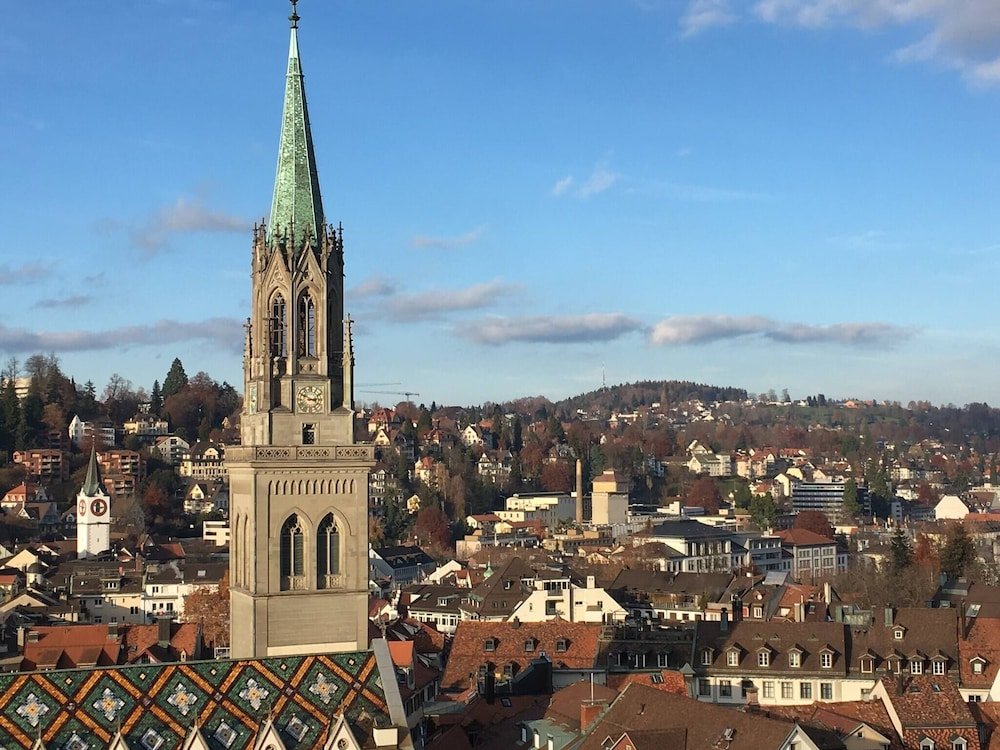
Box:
553 380 748 417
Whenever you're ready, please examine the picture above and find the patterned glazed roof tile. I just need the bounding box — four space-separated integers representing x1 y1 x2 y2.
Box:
0 652 389 750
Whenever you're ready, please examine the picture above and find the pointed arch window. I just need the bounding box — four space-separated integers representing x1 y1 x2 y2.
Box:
279 514 304 589
297 292 316 357
270 294 287 357
317 514 341 588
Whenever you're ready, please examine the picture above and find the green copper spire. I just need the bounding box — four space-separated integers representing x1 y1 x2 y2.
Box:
81 446 105 497
268 0 324 244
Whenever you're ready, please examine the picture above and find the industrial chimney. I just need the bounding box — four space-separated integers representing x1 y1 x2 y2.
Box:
576 458 585 525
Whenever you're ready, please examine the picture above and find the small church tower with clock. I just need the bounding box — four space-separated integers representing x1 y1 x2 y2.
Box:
226 2 374 659
76 448 111 559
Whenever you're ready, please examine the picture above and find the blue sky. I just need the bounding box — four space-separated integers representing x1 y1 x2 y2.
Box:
2 1 999 408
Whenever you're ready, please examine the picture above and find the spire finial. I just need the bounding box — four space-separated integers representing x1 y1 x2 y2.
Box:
289 0 299 29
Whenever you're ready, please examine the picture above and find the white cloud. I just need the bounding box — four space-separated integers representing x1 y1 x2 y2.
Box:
577 164 621 197
766 0 1000 83
681 0 737 36
411 225 486 250
131 196 250 254
458 313 645 345
0 262 51 286
386 280 518 321
650 314 772 344
0 317 243 354
551 175 574 196
649 313 915 346
681 0 1000 85
348 276 398 299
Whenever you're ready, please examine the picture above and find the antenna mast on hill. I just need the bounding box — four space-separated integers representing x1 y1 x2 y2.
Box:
602 362 606 390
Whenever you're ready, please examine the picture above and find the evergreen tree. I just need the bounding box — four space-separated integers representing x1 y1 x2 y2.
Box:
150 380 162 415
940 524 976 580
749 494 777 529
842 478 861 520
0 378 19 455
889 528 912 572
162 358 188 398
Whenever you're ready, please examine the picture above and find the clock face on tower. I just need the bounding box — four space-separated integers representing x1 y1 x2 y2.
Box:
296 385 323 413
90 498 107 517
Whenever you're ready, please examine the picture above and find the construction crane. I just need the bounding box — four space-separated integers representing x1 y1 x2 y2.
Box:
358 389 421 401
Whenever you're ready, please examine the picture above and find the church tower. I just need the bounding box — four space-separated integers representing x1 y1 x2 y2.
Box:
227 1 373 659
76 447 111 559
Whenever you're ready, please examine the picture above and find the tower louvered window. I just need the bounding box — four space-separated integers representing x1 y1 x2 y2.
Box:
317 514 340 587
298 293 316 356
271 294 287 357
280 514 304 589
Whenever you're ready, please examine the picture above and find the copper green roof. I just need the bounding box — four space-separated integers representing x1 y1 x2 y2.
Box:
268 5 324 244
81 446 105 497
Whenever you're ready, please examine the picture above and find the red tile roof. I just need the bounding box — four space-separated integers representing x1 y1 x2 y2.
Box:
959 615 1000 689
441 618 602 693
776 528 835 546
21 624 123 671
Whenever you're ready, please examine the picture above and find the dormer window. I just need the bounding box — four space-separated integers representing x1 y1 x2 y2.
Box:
971 657 986 675
910 658 923 675
484 638 497 652
524 639 536 653
727 649 740 667
789 651 801 668
555 639 568 653
860 657 874 674
820 652 833 669
701 648 714 666
757 649 771 668
504 580 513 590
894 628 905 640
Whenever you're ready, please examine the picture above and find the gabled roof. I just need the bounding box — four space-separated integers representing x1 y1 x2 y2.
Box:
441 619 602 693
574 683 798 750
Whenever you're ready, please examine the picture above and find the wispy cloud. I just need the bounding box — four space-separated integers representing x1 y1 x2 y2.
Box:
649 314 915 346
411 225 486 250
681 0 737 36
386 280 518 321
458 313 644 345
578 163 621 197
0 317 244 354
0 262 51 286
744 0 1000 86
32 294 95 310
828 229 905 252
552 162 622 199
551 175 574 196
348 276 398 300
130 196 250 255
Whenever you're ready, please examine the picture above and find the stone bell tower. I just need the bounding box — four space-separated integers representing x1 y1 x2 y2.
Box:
227 1 373 659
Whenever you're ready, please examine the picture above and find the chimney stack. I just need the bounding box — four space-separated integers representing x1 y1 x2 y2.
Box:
884 606 894 628
721 607 729 634
575 459 584 525
158 617 171 649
